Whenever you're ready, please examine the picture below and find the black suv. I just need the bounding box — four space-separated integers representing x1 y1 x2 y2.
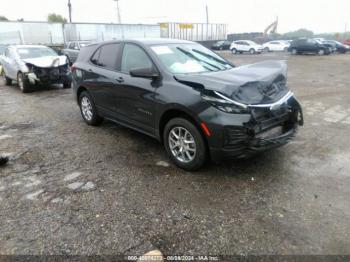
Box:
288 38 331 55
72 39 303 170
211 41 231 50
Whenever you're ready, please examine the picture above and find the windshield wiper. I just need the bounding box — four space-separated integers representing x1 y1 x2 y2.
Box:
176 47 221 71
192 49 234 68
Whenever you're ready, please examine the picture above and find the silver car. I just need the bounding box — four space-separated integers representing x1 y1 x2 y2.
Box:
1 45 71 93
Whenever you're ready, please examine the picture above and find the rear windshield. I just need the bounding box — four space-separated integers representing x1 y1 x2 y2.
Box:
17 47 57 59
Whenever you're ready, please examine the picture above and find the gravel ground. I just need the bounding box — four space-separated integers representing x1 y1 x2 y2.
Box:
0 52 349 256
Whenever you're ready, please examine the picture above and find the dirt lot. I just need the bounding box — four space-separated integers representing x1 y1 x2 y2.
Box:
0 52 349 256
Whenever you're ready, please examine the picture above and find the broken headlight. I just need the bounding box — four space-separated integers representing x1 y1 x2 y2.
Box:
202 91 249 114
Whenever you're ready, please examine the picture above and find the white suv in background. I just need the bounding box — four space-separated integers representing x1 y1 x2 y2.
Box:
262 40 290 52
230 40 263 54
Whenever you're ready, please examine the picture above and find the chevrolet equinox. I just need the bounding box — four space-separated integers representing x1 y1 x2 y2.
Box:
72 39 303 170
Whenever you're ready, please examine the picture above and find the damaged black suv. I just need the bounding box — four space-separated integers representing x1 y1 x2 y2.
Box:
72 39 303 170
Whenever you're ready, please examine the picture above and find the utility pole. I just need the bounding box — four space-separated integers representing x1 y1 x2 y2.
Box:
68 0 72 23
205 5 209 24
345 22 348 40
205 5 209 40
114 0 122 24
113 0 124 39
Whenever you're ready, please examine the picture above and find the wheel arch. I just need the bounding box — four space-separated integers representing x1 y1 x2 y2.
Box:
76 85 88 103
158 107 210 152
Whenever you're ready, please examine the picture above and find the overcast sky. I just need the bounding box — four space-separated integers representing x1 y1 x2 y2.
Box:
1 0 349 33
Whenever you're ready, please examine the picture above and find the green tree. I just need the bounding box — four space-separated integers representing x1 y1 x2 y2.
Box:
283 28 314 39
0 16 9 21
47 13 67 23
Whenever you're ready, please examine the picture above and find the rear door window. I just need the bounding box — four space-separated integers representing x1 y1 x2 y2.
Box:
91 43 121 70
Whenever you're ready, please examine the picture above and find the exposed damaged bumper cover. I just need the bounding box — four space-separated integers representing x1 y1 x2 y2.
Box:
22 56 71 85
175 60 304 161
211 96 303 161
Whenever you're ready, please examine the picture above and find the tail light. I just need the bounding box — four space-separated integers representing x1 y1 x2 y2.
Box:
71 64 77 73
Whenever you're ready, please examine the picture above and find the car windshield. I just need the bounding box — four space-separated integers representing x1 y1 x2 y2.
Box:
150 43 233 74
17 47 57 59
246 40 258 45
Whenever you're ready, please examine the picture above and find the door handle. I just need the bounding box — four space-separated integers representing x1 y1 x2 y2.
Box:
116 76 124 83
88 68 93 72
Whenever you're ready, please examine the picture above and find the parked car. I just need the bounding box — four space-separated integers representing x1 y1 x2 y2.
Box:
288 38 331 55
72 39 303 170
343 39 350 46
322 40 349 53
262 40 290 52
62 40 92 64
1 45 71 93
0 44 7 76
230 40 263 54
314 39 337 53
211 40 231 50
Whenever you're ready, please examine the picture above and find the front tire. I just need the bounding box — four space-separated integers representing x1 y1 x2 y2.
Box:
231 48 237 54
164 118 207 171
17 72 31 93
291 48 298 55
249 48 255 54
264 47 270 52
79 91 103 126
318 49 325 55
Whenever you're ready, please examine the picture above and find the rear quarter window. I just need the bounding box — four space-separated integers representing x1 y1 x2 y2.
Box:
76 44 98 63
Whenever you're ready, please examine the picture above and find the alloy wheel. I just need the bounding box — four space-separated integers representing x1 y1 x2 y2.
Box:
168 126 196 163
81 96 93 121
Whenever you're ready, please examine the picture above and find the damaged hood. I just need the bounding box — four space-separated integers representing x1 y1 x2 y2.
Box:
22 55 68 68
175 60 290 105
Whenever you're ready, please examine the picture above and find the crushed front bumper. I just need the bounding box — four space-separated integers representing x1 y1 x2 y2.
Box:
25 64 71 85
208 97 303 162
210 126 298 162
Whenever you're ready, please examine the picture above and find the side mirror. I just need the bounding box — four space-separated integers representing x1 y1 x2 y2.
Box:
74 46 80 50
130 67 159 79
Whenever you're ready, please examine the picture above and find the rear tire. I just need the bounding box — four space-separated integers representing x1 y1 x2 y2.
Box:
291 48 298 55
264 47 270 52
79 91 103 126
231 48 237 54
318 49 325 55
17 72 31 93
163 118 207 171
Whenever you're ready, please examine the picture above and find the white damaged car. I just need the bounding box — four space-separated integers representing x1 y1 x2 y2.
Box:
1 45 71 93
